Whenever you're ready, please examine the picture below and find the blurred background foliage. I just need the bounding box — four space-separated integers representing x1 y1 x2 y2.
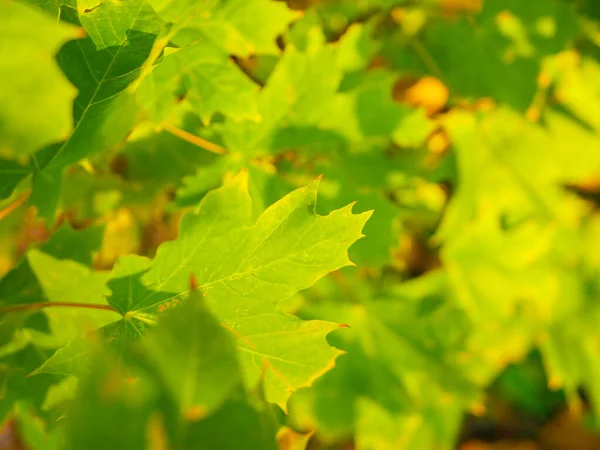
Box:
1 0 600 449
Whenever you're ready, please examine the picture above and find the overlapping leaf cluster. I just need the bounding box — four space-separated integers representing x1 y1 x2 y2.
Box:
1 0 600 449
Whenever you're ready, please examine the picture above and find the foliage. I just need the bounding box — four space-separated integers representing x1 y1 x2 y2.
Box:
1 0 600 449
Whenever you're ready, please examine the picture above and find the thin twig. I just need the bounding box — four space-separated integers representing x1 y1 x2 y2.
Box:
163 123 227 155
0 302 118 315
407 36 445 80
0 190 31 222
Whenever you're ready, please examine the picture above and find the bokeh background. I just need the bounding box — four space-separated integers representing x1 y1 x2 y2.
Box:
2 0 600 449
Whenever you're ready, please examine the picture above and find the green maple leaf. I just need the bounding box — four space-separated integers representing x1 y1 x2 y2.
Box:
77 0 162 49
61 283 277 449
335 22 381 73
541 322 600 414
0 250 117 363
62 345 158 450
16 0 69 16
181 398 278 450
140 286 243 419
288 271 478 448
0 225 105 368
27 250 119 347
285 9 325 51
0 1 80 159
116 122 218 191
175 156 296 214
151 0 297 57
140 171 370 407
41 375 78 412
551 56 600 134
0 224 103 309
175 153 246 206
412 0 578 111
314 153 403 268
436 109 600 242
288 348 409 440
217 28 406 155
138 40 260 124
392 108 436 148
353 397 463 450
324 69 413 144
479 0 578 56
0 159 30 201
47 28 159 171
38 224 104 267
34 172 371 408
220 40 343 153
28 1 161 218
420 20 538 111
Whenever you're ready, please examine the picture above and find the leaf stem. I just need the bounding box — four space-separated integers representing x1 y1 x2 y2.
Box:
407 36 444 80
0 302 117 315
163 123 228 155
0 190 31 222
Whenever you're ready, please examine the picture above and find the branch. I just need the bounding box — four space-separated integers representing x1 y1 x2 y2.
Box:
0 302 118 315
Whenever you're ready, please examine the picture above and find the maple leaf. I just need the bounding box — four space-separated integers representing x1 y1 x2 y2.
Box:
137 40 260 124
34 171 371 409
150 0 298 57
0 1 80 158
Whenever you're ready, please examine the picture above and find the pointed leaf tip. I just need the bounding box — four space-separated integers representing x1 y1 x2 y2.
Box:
189 273 199 291
338 323 351 329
